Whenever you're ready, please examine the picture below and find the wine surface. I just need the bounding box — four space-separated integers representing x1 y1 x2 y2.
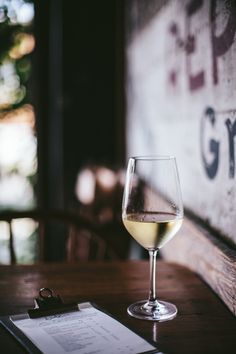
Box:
123 212 182 250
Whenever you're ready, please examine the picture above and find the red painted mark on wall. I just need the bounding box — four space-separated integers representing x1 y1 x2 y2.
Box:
186 0 205 91
168 0 236 91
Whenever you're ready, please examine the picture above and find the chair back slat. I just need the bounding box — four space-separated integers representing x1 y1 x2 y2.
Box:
38 219 45 262
8 220 16 264
67 225 78 262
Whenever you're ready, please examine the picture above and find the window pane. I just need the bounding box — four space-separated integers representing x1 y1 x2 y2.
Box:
0 0 36 263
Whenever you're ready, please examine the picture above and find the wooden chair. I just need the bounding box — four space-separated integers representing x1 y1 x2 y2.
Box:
0 209 118 264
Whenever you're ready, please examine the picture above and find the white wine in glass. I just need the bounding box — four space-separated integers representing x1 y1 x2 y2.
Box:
122 156 183 321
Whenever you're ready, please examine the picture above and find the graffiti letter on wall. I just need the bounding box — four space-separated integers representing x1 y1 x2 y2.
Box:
225 118 236 178
186 0 205 91
201 107 219 179
210 0 236 85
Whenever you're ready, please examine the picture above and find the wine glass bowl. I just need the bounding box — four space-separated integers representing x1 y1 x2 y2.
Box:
122 156 183 321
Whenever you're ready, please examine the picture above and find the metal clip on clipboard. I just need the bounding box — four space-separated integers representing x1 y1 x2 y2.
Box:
28 288 78 318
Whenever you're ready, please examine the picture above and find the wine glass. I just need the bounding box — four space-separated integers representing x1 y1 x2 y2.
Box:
122 156 183 321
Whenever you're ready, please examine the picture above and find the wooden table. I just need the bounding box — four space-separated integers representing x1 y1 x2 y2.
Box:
0 261 236 353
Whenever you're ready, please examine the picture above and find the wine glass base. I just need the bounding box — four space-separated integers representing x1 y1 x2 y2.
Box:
127 300 177 322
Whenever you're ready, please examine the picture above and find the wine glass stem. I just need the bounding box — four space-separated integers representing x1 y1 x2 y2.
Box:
148 250 158 305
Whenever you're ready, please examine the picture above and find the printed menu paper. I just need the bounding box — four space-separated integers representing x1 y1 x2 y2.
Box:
11 302 158 354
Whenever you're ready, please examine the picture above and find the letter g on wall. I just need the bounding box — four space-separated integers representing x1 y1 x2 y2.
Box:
201 107 219 179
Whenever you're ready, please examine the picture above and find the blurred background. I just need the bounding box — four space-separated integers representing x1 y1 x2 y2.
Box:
0 0 36 262
1 0 236 265
0 0 128 263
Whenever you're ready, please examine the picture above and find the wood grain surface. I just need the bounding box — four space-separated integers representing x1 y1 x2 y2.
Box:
0 261 236 354
162 217 236 316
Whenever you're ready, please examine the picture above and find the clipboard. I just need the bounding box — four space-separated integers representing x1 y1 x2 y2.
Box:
0 288 161 354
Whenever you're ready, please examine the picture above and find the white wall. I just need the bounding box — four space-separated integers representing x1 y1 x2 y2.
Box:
126 0 236 246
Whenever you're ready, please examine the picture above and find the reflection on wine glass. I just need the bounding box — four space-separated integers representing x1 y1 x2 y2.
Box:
122 156 183 321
